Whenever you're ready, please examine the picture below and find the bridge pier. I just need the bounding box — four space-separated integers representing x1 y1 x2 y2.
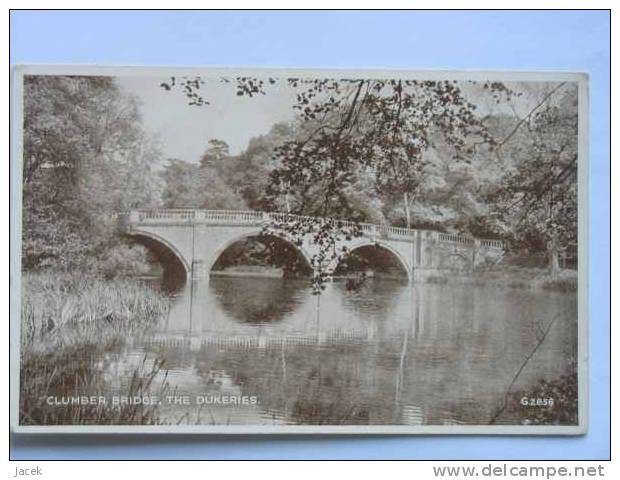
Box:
191 260 210 279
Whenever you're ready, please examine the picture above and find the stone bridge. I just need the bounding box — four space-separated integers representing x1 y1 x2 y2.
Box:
119 209 504 283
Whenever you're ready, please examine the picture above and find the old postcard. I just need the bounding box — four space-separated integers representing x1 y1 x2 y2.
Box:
10 66 588 434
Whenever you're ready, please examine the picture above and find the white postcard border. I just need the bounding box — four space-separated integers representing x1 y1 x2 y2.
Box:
9 65 590 435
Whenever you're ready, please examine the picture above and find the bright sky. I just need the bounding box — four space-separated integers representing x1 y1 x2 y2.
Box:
117 76 566 164
116 76 298 162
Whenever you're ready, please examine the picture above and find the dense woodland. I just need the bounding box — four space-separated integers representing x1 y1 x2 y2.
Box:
21 75 578 278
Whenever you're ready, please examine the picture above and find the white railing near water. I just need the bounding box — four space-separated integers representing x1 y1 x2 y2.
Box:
480 238 504 249
121 209 504 250
132 209 197 222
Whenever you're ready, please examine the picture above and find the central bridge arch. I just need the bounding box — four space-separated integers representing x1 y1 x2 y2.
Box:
206 229 314 277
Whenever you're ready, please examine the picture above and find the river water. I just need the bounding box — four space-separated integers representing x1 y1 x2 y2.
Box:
101 276 577 426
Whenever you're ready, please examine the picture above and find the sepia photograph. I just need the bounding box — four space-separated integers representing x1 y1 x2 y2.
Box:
11 66 587 434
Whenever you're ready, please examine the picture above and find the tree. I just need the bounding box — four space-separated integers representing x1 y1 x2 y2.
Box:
487 84 578 276
22 76 163 272
163 76 517 291
261 78 499 290
200 139 230 168
229 122 297 211
160 157 246 210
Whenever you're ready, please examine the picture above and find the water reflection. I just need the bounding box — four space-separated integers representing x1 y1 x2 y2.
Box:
120 276 577 426
209 276 307 324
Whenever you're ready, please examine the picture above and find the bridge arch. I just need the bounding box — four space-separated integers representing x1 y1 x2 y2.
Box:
126 229 191 282
206 229 314 276
329 240 412 282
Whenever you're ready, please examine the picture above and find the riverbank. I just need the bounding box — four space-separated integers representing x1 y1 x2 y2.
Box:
492 369 578 426
211 265 284 278
19 273 171 425
424 267 577 292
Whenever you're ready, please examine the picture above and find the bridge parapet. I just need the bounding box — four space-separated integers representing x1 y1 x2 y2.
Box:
479 238 505 249
438 232 475 245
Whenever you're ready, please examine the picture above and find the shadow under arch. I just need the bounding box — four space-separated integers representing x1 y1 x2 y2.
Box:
126 230 189 291
332 241 412 282
207 230 314 278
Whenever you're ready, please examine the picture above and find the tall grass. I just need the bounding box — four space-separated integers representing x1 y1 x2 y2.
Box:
531 269 578 292
20 351 170 426
19 272 171 425
21 273 169 354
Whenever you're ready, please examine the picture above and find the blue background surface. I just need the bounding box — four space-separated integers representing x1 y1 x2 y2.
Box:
9 10 610 460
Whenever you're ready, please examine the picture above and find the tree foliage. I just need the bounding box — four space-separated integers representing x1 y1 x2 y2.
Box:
486 84 578 273
162 75 577 289
22 76 163 272
21 74 578 286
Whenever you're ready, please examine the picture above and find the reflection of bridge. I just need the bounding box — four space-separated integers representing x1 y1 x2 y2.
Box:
140 329 377 351
119 209 504 282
